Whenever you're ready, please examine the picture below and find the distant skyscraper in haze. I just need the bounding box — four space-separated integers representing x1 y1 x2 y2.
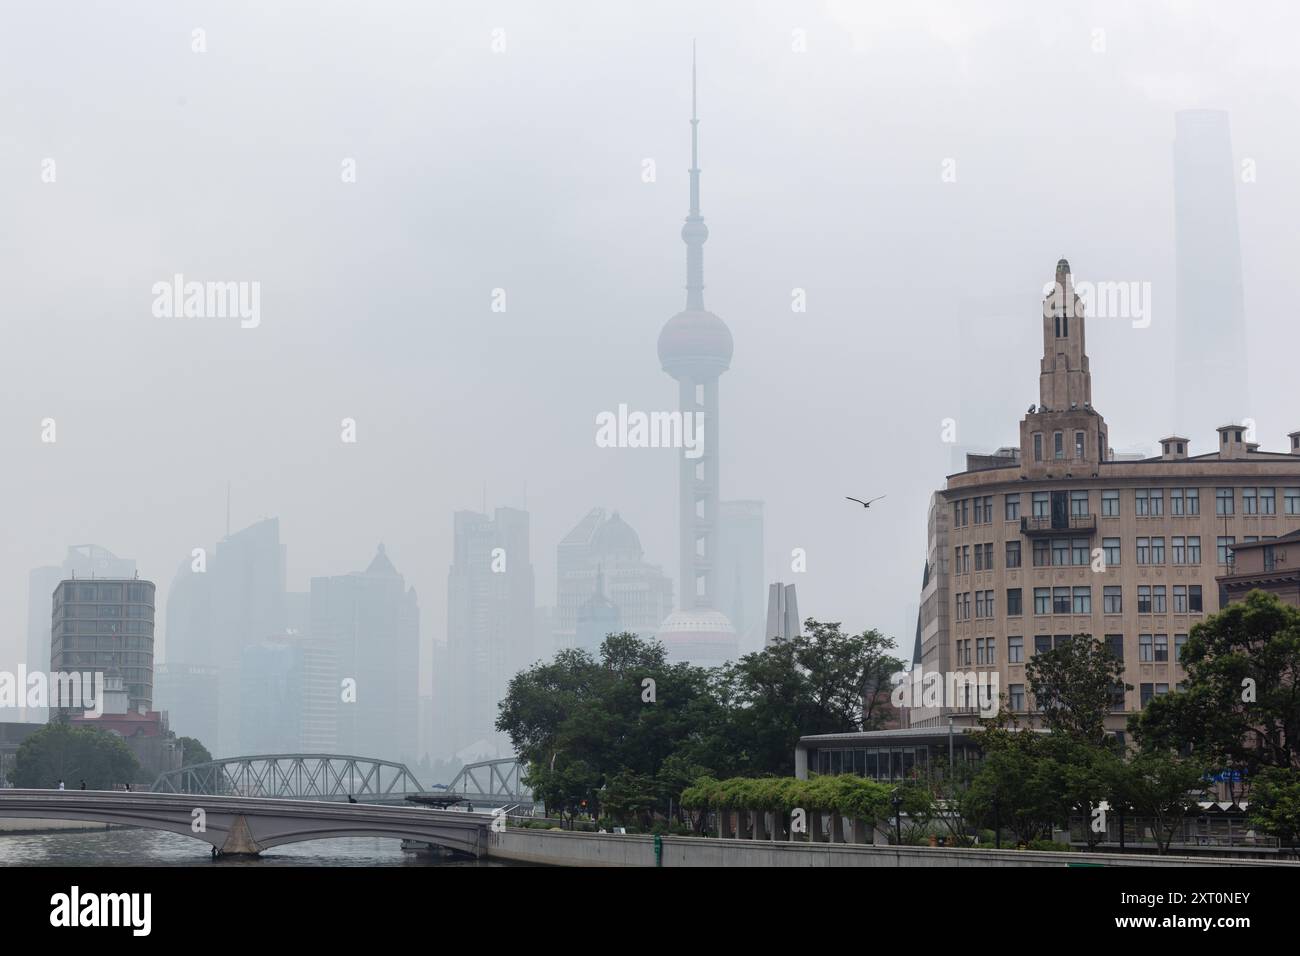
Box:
239 631 339 755
310 544 419 763
574 568 621 655
157 518 285 756
438 507 535 758
765 582 800 645
717 500 765 654
1174 109 1248 439
656 51 739 667
26 545 136 722
554 508 673 650
212 518 286 756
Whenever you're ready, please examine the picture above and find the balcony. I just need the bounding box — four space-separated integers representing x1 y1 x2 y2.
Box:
1020 514 1097 536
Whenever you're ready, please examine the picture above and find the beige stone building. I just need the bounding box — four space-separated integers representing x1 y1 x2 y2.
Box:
913 259 1300 735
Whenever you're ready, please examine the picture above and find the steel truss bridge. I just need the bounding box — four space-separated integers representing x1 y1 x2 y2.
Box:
151 754 425 804
443 757 535 810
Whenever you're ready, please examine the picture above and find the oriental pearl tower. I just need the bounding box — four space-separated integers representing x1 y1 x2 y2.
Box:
655 51 739 666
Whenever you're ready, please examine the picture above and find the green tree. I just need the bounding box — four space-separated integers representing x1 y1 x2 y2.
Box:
1107 749 1208 854
965 721 1056 845
720 619 904 775
11 723 139 790
177 736 212 767
1132 590 1300 774
497 633 728 825
1246 767 1300 855
1025 634 1128 745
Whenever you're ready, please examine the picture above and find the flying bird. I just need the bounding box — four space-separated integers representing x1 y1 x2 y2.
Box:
846 495 887 508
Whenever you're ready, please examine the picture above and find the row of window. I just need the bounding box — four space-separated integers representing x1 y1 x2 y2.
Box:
57 583 154 604
957 584 1205 619
1030 429 1089 462
951 487 1300 527
958 633 1189 667
1002 682 1175 713
955 534 1281 574
56 620 155 635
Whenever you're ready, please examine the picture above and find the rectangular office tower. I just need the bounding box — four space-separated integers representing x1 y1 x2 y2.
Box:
916 259 1300 732
50 578 156 714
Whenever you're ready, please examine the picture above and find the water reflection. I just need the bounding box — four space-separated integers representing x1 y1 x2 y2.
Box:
0 827 505 866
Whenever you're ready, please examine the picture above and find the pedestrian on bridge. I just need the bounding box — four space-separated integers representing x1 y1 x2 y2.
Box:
79 780 86 790
57 780 64 790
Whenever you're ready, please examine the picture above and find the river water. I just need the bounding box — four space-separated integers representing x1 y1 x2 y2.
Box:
0 827 505 866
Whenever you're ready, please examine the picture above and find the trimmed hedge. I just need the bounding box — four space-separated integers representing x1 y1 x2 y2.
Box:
680 775 891 821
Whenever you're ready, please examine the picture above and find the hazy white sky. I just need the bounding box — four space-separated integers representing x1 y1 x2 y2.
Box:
3 0 1298 677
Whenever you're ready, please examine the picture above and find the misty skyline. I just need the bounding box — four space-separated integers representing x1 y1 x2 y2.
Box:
4 0 1298 692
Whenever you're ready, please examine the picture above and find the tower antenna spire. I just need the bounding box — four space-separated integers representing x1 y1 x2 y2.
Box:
684 42 707 311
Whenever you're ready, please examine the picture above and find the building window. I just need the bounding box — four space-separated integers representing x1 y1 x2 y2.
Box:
1007 588 1022 616
1137 538 1151 564
1035 635 1052 655
1009 636 1023 663
1106 634 1124 661
1103 537 1121 566
1188 536 1201 564
974 544 983 572
1136 489 1150 516
1009 684 1025 711
1032 491 1050 518
1216 487 1234 515
1243 487 1258 514
1286 488 1300 515
1033 433 1043 462
1173 585 1187 613
1070 490 1089 516
1189 586 1203 613
1034 588 1050 615
1053 587 1071 615
986 638 996 664
1138 586 1152 614
1261 487 1276 514
983 542 994 570
1072 538 1090 566
1172 536 1186 564
1217 536 1235 566
1052 538 1070 566
1006 540 1021 568
1005 494 1021 520
1149 488 1164 516
1140 683 1154 707
976 638 986 664
1171 487 1184 515
1153 586 1167 614
1072 587 1091 614
1154 634 1168 662
954 547 962 575
1101 490 1120 516
1186 487 1200 515
961 500 969 525
1054 432 1064 459
1033 539 1050 567
1103 586 1123 614
1075 431 1085 459
1174 633 1188 662
1150 537 1165 564
1139 635 1153 662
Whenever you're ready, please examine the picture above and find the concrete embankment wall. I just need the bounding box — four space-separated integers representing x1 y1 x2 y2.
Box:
489 829 1291 867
